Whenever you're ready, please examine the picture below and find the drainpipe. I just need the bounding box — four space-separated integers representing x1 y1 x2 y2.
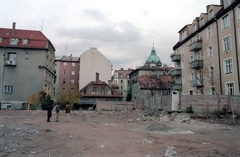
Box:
232 8 240 92
0 47 6 108
215 18 223 94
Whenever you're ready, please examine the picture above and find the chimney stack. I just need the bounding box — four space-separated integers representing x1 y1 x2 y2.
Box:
12 22 16 35
96 72 99 82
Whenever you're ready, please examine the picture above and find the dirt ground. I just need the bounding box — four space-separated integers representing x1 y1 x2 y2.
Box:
0 109 240 157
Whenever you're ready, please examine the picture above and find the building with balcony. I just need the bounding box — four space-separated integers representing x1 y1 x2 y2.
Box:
172 0 240 95
0 22 56 108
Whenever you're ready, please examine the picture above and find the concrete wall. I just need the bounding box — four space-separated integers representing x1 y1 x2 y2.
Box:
143 95 240 115
96 100 134 111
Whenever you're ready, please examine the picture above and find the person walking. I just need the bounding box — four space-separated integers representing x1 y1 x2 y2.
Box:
65 102 71 122
55 103 60 122
47 103 52 122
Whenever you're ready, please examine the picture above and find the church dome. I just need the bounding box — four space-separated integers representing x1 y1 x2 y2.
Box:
145 47 162 66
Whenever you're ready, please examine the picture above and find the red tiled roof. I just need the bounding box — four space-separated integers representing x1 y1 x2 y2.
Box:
0 28 53 50
138 74 172 89
80 80 122 98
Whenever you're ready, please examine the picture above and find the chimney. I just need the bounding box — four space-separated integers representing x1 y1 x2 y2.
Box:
12 22 16 35
96 72 99 82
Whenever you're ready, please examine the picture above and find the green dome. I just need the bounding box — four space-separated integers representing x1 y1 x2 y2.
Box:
145 47 162 66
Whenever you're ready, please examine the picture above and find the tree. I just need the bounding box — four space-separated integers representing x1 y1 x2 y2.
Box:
26 91 40 110
57 88 81 109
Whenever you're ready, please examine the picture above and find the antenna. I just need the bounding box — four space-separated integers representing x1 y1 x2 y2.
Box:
40 19 44 31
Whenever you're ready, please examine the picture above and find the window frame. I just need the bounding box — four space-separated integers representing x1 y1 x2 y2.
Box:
224 58 233 74
208 45 213 58
4 85 13 93
225 82 234 95
222 35 231 52
206 25 212 38
221 13 230 30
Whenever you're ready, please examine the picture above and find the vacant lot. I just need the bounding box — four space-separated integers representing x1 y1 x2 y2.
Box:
0 110 240 157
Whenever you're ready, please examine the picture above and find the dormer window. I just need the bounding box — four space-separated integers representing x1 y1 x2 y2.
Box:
0 37 2 43
209 9 214 19
10 38 19 45
22 39 28 45
200 18 204 27
226 0 231 8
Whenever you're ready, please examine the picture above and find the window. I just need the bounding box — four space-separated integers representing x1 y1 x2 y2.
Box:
181 29 187 41
0 37 2 43
121 80 123 84
7 53 17 61
25 53 29 59
225 0 231 7
222 14 230 30
226 82 234 95
193 24 196 31
237 5 240 21
63 62 67 66
182 76 185 85
191 72 194 80
207 26 212 38
224 58 233 74
183 90 186 95
120 74 123 77
71 79 75 84
200 17 204 27
209 9 214 19
181 60 185 69
208 45 213 58
71 71 75 75
72 63 75 66
22 39 28 45
10 38 19 45
62 88 65 92
197 51 201 60
114 73 118 77
190 55 194 62
223 35 231 51
209 66 214 78
209 87 216 95
181 46 184 55
4 85 13 93
121 86 123 89
63 70 66 75
63 79 66 84
101 87 105 94
93 87 96 93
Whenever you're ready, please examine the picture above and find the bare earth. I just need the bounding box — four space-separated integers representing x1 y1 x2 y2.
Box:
0 110 240 157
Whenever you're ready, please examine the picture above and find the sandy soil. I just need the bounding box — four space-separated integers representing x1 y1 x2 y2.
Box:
0 110 240 157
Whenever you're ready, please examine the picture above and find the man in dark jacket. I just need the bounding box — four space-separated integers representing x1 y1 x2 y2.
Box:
47 104 52 122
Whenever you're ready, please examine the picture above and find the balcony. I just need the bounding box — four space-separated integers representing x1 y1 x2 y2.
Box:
171 83 182 90
189 39 202 52
5 60 17 66
190 79 203 87
170 54 181 62
189 60 203 69
171 68 182 76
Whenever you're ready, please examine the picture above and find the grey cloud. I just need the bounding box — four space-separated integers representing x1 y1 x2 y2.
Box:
56 21 142 44
82 8 108 21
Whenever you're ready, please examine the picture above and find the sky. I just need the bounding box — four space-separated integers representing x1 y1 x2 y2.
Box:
0 0 221 70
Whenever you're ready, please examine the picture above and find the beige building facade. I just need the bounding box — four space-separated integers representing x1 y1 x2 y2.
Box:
171 0 240 95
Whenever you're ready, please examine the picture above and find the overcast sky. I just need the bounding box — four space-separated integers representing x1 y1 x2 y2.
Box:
1 0 220 70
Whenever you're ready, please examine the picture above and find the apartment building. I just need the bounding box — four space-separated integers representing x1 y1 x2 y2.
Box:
54 55 80 100
111 68 133 101
171 0 240 95
0 22 55 108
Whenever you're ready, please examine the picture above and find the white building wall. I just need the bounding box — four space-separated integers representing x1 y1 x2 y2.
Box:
79 48 112 89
